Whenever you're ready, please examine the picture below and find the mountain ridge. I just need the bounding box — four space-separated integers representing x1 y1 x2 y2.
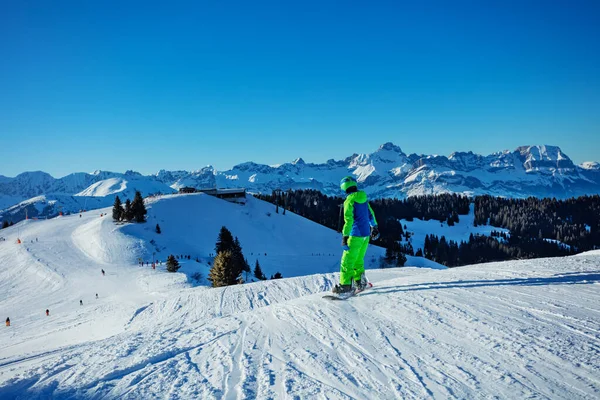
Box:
1 143 599 221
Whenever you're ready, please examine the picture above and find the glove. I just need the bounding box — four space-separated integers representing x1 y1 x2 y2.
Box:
370 226 380 241
342 236 349 251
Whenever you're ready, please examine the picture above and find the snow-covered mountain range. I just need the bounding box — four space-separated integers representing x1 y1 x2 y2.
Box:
1 144 599 221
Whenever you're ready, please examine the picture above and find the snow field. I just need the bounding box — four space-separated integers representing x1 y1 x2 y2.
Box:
401 203 510 253
0 193 598 399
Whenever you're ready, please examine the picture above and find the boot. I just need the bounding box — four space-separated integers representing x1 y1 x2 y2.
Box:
332 284 353 294
354 273 369 291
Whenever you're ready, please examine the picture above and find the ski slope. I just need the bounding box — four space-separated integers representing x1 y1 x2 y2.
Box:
0 194 598 399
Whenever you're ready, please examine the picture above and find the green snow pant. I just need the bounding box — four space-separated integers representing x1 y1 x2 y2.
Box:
340 236 370 285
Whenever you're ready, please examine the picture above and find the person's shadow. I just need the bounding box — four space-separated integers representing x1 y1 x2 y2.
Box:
361 271 600 296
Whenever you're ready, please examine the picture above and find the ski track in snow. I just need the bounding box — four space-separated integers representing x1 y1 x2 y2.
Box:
0 196 599 399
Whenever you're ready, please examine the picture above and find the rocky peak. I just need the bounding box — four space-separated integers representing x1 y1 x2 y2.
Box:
515 145 574 171
377 142 404 154
580 161 599 170
292 157 305 165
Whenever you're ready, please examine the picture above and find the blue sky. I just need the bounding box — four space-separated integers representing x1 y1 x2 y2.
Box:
1 0 599 177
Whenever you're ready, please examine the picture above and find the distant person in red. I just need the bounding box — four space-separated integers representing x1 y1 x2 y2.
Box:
5 317 9 327
46 309 49 316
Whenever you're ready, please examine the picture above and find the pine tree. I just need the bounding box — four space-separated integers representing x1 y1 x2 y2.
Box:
384 246 395 265
242 257 251 282
208 250 237 287
396 252 407 267
124 199 133 221
282 192 286 215
130 191 147 223
166 254 180 272
271 272 283 279
155 224 161 234
231 237 247 283
254 259 266 280
215 226 235 255
112 196 123 221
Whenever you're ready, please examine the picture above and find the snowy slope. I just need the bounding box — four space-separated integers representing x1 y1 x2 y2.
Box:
1 255 598 398
0 193 386 371
113 193 389 279
0 193 599 398
74 176 174 198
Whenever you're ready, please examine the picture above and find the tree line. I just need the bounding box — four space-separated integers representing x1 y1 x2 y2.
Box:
1 220 15 229
255 190 470 239
255 190 600 267
475 195 600 251
112 191 147 223
422 233 574 267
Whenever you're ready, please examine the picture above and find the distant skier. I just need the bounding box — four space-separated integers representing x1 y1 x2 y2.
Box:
332 176 379 295
46 309 49 316
5 317 9 327
80 300 83 306
101 269 105 276
96 293 99 299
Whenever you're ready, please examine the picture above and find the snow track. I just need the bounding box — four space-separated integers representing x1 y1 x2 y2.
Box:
2 260 598 399
0 197 599 398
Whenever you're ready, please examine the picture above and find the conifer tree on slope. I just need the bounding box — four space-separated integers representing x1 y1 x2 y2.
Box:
166 254 180 272
124 199 134 221
112 196 123 221
241 257 251 282
131 191 147 223
254 259 266 281
208 250 238 287
215 226 235 255
232 237 248 283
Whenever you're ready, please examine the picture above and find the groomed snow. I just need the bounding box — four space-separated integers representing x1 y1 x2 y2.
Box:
0 195 598 399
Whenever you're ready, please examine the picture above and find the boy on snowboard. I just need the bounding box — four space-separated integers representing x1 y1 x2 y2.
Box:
333 176 380 295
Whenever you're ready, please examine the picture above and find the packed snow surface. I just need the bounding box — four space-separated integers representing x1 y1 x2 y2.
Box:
0 195 598 399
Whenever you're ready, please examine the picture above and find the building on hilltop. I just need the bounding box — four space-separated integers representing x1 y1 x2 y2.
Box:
178 187 198 194
180 187 247 203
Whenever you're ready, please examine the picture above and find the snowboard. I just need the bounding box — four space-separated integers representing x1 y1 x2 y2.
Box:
323 282 373 301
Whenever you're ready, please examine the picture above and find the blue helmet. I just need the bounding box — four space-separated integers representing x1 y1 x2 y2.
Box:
340 176 358 192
